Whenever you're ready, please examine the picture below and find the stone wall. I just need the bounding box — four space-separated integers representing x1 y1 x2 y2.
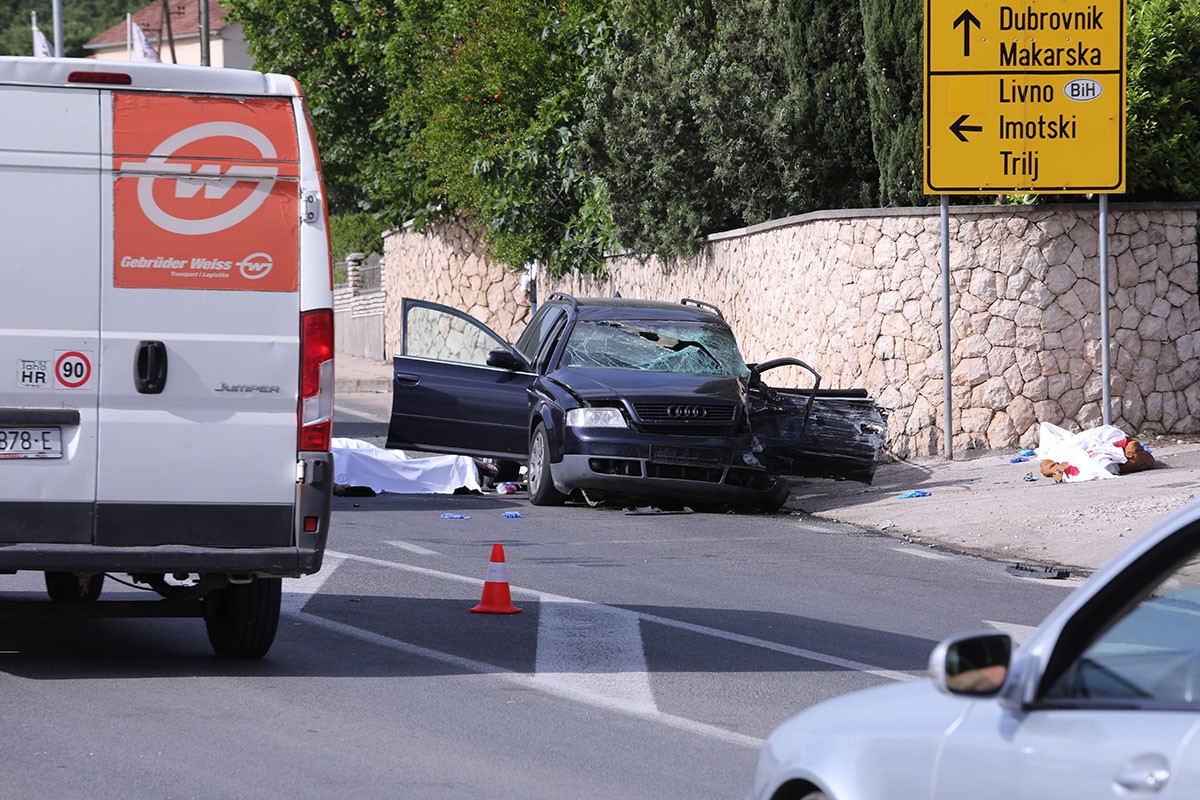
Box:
382 219 533 350
382 204 1200 459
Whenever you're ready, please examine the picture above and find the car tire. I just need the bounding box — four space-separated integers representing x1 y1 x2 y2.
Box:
204 577 282 659
798 792 828 800
528 423 567 506
44 571 104 602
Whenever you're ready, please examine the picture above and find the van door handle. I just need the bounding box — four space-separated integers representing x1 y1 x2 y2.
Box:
135 340 168 394
394 372 420 386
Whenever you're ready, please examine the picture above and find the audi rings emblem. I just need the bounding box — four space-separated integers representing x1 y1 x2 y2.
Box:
666 405 708 419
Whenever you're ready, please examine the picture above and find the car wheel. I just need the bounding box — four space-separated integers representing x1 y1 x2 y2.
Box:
798 793 828 800
45 571 104 602
528 423 567 506
204 577 282 659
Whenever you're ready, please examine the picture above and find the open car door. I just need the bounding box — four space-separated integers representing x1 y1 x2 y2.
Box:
386 299 533 461
747 358 887 484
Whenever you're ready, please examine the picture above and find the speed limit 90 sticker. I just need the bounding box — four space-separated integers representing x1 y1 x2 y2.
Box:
112 93 300 293
54 350 93 390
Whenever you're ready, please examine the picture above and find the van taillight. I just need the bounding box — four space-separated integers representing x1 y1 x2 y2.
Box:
68 71 132 85
300 309 334 451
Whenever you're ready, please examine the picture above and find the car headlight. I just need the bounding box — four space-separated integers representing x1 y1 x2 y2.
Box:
566 407 627 428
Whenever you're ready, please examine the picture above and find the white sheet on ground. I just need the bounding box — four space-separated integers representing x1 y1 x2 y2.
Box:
1034 422 1128 482
332 438 481 494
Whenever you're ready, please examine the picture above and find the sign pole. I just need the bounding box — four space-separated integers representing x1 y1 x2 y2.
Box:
941 195 953 458
1099 194 1111 425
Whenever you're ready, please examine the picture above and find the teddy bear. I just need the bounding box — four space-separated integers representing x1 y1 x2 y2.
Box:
1118 438 1155 474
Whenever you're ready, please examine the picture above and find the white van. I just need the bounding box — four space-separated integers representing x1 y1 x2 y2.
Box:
0 57 335 658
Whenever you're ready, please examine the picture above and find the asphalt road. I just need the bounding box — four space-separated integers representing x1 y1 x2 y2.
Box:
0 394 1081 799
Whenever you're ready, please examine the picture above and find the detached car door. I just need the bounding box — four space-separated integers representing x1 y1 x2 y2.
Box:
747 357 887 484
386 299 533 460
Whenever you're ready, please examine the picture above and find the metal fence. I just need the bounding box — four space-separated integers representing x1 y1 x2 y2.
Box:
333 252 382 292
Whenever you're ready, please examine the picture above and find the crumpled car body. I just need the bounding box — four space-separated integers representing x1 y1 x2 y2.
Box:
386 294 887 508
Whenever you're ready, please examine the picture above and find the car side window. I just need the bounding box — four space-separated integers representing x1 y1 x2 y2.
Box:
404 303 508 365
1044 550 1200 706
515 306 565 364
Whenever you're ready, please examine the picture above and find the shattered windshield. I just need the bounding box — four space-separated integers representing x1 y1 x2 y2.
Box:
562 319 750 377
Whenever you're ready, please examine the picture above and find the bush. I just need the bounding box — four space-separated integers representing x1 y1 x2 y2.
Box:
329 212 388 262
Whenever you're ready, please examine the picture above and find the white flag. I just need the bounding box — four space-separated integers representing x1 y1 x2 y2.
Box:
130 21 161 62
32 22 53 58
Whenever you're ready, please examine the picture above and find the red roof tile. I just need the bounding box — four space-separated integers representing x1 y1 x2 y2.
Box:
87 0 232 47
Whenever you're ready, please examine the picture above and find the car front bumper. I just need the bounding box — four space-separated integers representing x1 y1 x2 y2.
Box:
553 425 780 505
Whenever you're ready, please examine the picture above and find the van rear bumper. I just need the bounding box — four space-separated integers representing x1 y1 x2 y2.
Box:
0 544 323 576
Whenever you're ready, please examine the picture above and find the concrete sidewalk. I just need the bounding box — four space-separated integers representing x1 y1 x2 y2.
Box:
785 438 1200 576
333 352 1200 576
335 353 393 394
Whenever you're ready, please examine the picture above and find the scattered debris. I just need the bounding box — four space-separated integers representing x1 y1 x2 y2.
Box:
501 511 523 519
624 506 695 515
440 513 471 520
1006 562 1071 580
897 490 931 499
877 519 896 530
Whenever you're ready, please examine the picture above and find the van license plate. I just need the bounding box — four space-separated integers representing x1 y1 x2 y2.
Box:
0 427 62 459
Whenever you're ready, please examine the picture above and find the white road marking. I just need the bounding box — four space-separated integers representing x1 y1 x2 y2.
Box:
286 549 929 749
386 540 441 556
535 598 656 712
287 602 762 749
892 546 954 561
332 403 385 421
281 552 346 614
983 620 1040 646
325 549 917 683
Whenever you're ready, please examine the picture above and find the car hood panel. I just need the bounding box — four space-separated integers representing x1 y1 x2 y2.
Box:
551 367 744 404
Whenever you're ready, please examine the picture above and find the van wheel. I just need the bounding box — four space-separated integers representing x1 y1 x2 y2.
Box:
528 424 567 506
45 571 104 602
204 578 282 659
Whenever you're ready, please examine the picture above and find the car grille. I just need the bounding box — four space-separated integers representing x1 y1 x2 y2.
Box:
632 403 737 424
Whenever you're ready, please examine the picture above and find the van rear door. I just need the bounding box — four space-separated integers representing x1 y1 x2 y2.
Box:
0 84 101 544
96 91 303 547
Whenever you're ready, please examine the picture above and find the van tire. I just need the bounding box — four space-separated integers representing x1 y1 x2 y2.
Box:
45 571 104 602
204 577 282 659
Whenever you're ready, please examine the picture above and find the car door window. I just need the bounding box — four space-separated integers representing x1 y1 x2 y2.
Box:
1044 550 1200 706
515 306 565 364
403 302 508 365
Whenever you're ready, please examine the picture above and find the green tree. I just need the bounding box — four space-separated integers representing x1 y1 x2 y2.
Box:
775 1 877 209
1125 0 1200 199
581 0 812 259
859 0 925 206
0 0 149 58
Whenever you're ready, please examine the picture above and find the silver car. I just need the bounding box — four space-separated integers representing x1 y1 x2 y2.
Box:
750 497 1200 800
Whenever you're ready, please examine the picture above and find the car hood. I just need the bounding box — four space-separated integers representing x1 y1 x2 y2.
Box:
753 679 972 799
550 366 744 404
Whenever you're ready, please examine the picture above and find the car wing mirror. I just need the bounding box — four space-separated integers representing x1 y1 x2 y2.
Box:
486 348 527 371
929 631 1012 697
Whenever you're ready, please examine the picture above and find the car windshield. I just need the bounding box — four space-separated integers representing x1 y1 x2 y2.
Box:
561 319 750 378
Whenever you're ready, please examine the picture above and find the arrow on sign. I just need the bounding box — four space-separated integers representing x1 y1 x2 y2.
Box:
954 9 981 57
950 114 983 142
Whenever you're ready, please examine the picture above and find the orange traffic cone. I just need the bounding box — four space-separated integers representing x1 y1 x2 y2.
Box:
470 543 523 614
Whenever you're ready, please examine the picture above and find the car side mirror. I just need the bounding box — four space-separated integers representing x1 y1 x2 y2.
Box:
929 631 1012 697
486 348 526 371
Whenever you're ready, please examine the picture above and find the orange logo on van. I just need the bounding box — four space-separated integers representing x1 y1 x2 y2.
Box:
112 93 300 292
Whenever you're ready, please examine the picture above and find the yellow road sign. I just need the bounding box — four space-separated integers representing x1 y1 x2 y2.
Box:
924 0 1126 194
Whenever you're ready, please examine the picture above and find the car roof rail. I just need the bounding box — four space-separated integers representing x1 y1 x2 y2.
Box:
680 298 724 319
547 292 578 308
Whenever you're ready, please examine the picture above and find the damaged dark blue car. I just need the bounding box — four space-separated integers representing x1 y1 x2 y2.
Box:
386 294 887 510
